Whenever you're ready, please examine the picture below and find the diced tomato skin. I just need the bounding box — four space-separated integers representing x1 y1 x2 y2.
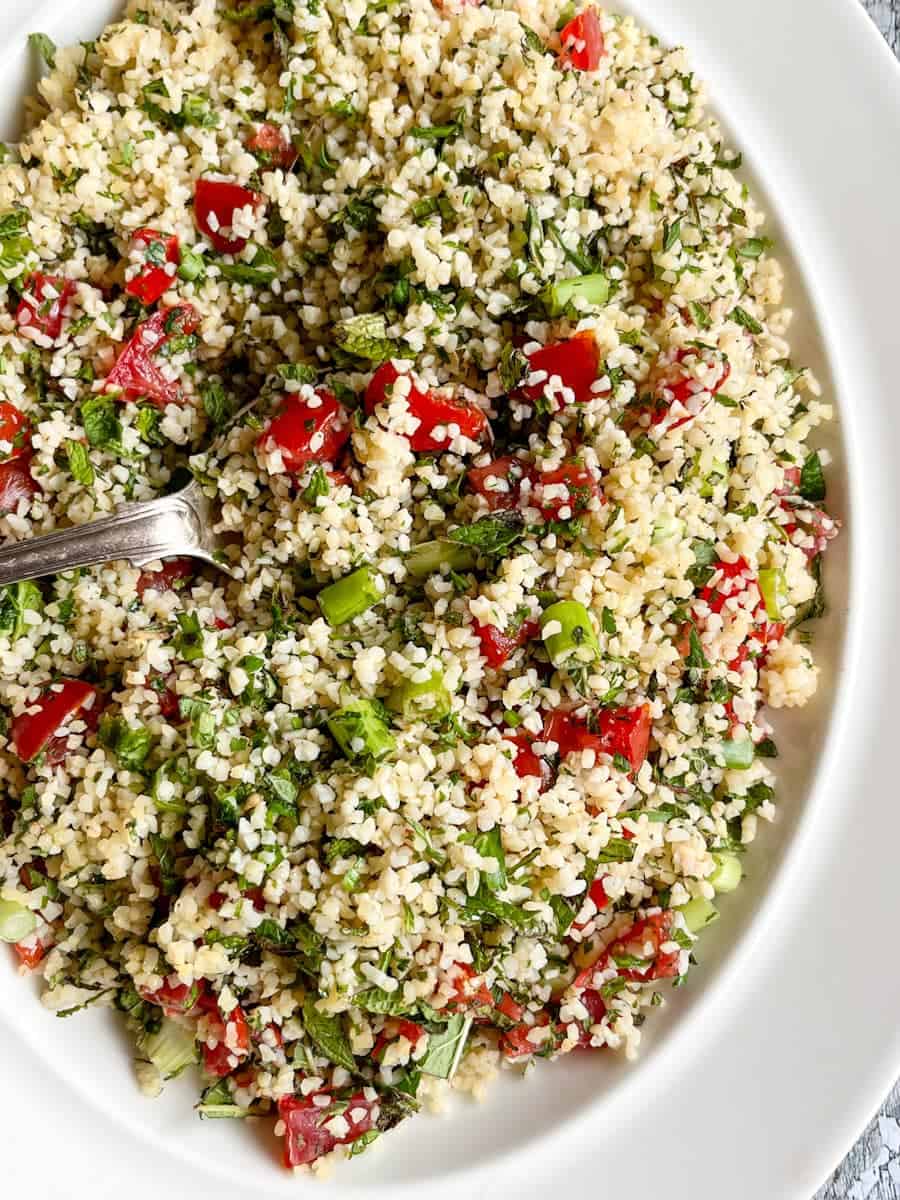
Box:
203 1004 251 1078
475 618 539 669
575 987 607 1047
541 711 604 760
596 704 652 772
10 679 99 763
137 557 194 598
506 734 545 781
532 461 600 520
497 992 524 1023
574 910 679 995
246 123 297 171
365 362 487 452
0 457 39 514
258 390 351 473
0 403 30 461
277 1092 376 1168
194 178 262 254
16 274 75 341
559 7 606 71
14 939 47 969
468 456 533 511
522 332 600 409
588 876 610 912
125 229 180 306
104 305 199 408
447 961 493 1009
140 975 210 1018
643 348 731 431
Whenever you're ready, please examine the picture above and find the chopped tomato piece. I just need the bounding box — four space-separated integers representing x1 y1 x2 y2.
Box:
496 992 524 1023
596 704 652 772
246 123 297 171
575 987 607 1047
104 305 199 408
194 177 262 254
140 974 210 1018
277 1092 376 1168
125 229 180 306
643 347 731 431
365 361 488 452
531 460 600 520
203 1004 251 1078
475 616 539 669
505 734 545 781
575 910 680 993
693 557 786 672
559 7 605 71
372 1017 425 1060
499 1011 556 1059
0 402 30 461
521 332 600 409
447 961 492 1009
468 455 534 511
14 937 49 970
149 672 181 722
10 679 100 764
258 390 351 473
542 706 651 771
0 457 39 514
698 556 755 616
16 273 75 342
588 876 610 912
137 557 194 598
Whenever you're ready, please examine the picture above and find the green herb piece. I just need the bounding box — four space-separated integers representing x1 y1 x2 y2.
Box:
594 837 636 865
65 440 94 487
219 245 278 285
446 511 523 558
0 209 33 278
799 450 826 503
354 986 408 1016
0 580 42 640
99 715 154 770
335 312 394 361
418 1013 471 1079
28 32 56 69
550 893 576 935
729 305 763 335
688 301 711 330
686 624 710 671
80 395 122 450
200 380 233 430
177 249 207 283
301 996 356 1071
173 611 204 661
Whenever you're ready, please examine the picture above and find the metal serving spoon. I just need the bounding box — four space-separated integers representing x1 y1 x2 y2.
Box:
0 479 228 587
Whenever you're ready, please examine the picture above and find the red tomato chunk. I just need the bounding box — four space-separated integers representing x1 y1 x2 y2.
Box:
16 273 75 342
137 557 194 598
365 361 487 452
0 403 30 461
643 347 731 431
559 7 605 71
140 974 209 1018
475 617 539 669
104 305 199 408
522 332 600 409
505 734 545 781
203 1004 251 1077
532 461 600 520
194 177 262 254
542 704 651 772
0 457 39 514
258 390 352 472
468 455 532 510
574 910 680 992
125 229 180 306
10 679 100 764
277 1092 376 1168
246 123 297 171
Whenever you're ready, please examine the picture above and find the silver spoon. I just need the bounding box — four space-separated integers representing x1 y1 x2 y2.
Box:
0 479 228 586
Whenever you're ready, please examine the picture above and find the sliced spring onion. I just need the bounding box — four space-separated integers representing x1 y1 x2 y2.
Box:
540 599 600 667
679 896 720 934
708 851 743 894
0 898 37 943
387 669 452 720
720 737 755 770
318 565 382 627
404 540 477 581
327 698 396 762
540 272 610 317
758 567 788 621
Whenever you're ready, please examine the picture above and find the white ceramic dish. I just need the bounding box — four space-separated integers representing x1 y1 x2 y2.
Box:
0 1 897 1197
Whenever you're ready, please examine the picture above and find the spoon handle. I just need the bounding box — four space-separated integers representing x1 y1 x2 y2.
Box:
0 488 210 587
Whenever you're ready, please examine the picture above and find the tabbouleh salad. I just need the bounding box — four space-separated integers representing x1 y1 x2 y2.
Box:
0 0 839 1174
